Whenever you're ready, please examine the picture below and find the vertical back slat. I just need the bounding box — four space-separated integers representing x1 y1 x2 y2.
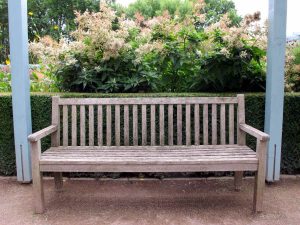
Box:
97 105 103 146
194 104 200 145
51 96 60 147
237 94 246 145
133 105 138 146
159 104 165 146
89 105 94 146
142 105 147 145
177 105 182 145
229 104 234 144
150 105 156 146
71 105 77 146
211 104 217 145
186 104 191 145
57 97 239 148
80 105 85 146
220 104 226 144
106 105 111 146
124 105 129 146
62 105 68 146
168 104 173 145
203 104 208 145
115 105 120 146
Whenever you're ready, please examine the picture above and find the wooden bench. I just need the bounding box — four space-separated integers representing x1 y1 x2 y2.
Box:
28 94 269 213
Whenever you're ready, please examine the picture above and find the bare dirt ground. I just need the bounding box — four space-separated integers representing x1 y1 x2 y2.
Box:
0 176 300 225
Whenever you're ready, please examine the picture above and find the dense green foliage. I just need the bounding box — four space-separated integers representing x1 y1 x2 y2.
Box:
0 0 101 63
0 93 300 175
0 0 9 64
27 0 100 40
124 0 241 25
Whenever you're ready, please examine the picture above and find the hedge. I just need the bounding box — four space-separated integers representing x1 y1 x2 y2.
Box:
0 92 299 176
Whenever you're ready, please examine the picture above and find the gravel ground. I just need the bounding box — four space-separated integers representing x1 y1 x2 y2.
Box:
0 176 300 225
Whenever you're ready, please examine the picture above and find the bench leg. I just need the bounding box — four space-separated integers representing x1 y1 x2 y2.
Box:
253 139 267 213
32 170 45 213
31 141 45 214
253 171 265 212
234 171 243 191
54 172 63 191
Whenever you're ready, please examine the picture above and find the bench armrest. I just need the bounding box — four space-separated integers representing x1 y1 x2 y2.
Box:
28 125 58 142
239 124 269 141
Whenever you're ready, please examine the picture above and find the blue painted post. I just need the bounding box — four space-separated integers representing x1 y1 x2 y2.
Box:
264 0 287 182
8 0 32 182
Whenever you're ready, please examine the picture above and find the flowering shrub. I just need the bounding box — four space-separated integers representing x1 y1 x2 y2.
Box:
285 41 300 92
29 1 268 93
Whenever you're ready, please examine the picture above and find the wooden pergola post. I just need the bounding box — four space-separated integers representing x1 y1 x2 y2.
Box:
264 0 287 182
8 0 32 182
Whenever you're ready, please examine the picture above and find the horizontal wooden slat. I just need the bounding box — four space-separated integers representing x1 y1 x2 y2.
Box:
40 146 257 167
58 97 238 105
41 163 258 173
42 147 257 154
46 145 251 151
41 157 257 163
43 154 257 159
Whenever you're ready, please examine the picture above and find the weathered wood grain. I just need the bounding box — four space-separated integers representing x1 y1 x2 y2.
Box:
177 105 182 145
133 105 138 146
203 104 208 145
106 105 112 146
229 104 234 145
124 105 129 146
89 105 94 146
62 105 68 146
220 104 226 145
71 105 77 146
160 104 165 146
150 105 156 146
59 97 238 105
51 96 60 147
80 105 85 146
186 104 191 145
97 105 103 146
142 105 147 145
194 104 200 145
168 105 173 146
115 105 120 146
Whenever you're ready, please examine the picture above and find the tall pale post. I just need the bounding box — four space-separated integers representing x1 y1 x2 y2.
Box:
264 0 287 182
8 0 32 182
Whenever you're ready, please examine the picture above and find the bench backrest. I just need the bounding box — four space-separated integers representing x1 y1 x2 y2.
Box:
51 95 245 147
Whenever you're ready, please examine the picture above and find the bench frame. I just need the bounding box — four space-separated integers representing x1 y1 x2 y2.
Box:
28 94 269 213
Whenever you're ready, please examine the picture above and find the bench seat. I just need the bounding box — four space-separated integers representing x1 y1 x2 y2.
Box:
40 145 258 172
